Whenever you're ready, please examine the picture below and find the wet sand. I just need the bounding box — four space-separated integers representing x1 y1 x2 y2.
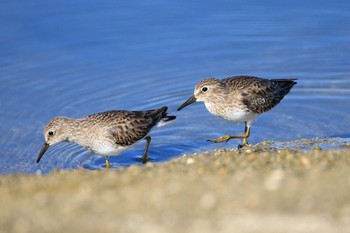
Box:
1 138 350 233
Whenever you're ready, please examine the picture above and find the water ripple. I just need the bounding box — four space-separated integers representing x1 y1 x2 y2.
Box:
1 0 350 174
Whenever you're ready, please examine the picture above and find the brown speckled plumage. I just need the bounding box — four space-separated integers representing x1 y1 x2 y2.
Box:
36 106 175 166
223 76 297 114
178 75 297 146
83 108 170 146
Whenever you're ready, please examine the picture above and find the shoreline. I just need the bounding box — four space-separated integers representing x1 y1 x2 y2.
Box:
1 138 350 233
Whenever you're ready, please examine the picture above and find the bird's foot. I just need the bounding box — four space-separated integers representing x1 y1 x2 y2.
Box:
207 135 235 143
141 154 149 164
105 160 110 169
208 135 250 147
238 138 249 149
238 142 249 149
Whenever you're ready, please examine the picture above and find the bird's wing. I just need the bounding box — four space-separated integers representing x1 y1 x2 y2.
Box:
101 109 164 146
225 76 296 114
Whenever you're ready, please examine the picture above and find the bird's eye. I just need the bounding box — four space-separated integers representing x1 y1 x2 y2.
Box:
48 131 54 136
202 87 208 92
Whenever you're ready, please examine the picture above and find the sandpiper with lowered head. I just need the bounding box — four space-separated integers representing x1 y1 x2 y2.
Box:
36 106 176 168
177 76 297 147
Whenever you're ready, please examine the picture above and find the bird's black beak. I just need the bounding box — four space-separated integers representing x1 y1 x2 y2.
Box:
36 142 50 163
177 95 197 111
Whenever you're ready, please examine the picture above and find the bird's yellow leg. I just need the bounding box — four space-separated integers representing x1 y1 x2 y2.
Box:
208 124 251 146
141 136 151 164
105 156 110 169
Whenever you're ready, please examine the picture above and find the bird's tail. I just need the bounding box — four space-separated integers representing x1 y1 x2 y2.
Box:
157 106 176 127
271 79 297 96
151 106 176 127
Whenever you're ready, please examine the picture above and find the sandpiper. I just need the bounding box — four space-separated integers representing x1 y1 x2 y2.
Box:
178 76 297 147
36 106 176 168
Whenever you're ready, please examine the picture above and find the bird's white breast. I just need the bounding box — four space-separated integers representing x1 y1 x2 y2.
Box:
204 102 258 122
88 140 134 156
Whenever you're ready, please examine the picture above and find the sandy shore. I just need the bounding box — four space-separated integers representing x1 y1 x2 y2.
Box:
1 138 350 233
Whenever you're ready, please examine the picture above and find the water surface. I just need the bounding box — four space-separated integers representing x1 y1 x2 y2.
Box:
1 0 349 174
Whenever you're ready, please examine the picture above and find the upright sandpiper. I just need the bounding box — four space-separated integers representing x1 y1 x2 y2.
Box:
36 106 176 168
177 76 297 147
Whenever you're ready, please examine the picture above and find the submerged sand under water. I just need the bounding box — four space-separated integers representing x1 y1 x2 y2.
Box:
1 138 350 233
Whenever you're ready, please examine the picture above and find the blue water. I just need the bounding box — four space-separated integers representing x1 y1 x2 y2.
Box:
1 0 349 174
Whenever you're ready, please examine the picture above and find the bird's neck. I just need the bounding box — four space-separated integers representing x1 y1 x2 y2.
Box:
63 118 86 144
204 93 227 116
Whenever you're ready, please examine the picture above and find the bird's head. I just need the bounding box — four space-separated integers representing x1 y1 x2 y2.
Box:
177 78 223 111
36 117 72 163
